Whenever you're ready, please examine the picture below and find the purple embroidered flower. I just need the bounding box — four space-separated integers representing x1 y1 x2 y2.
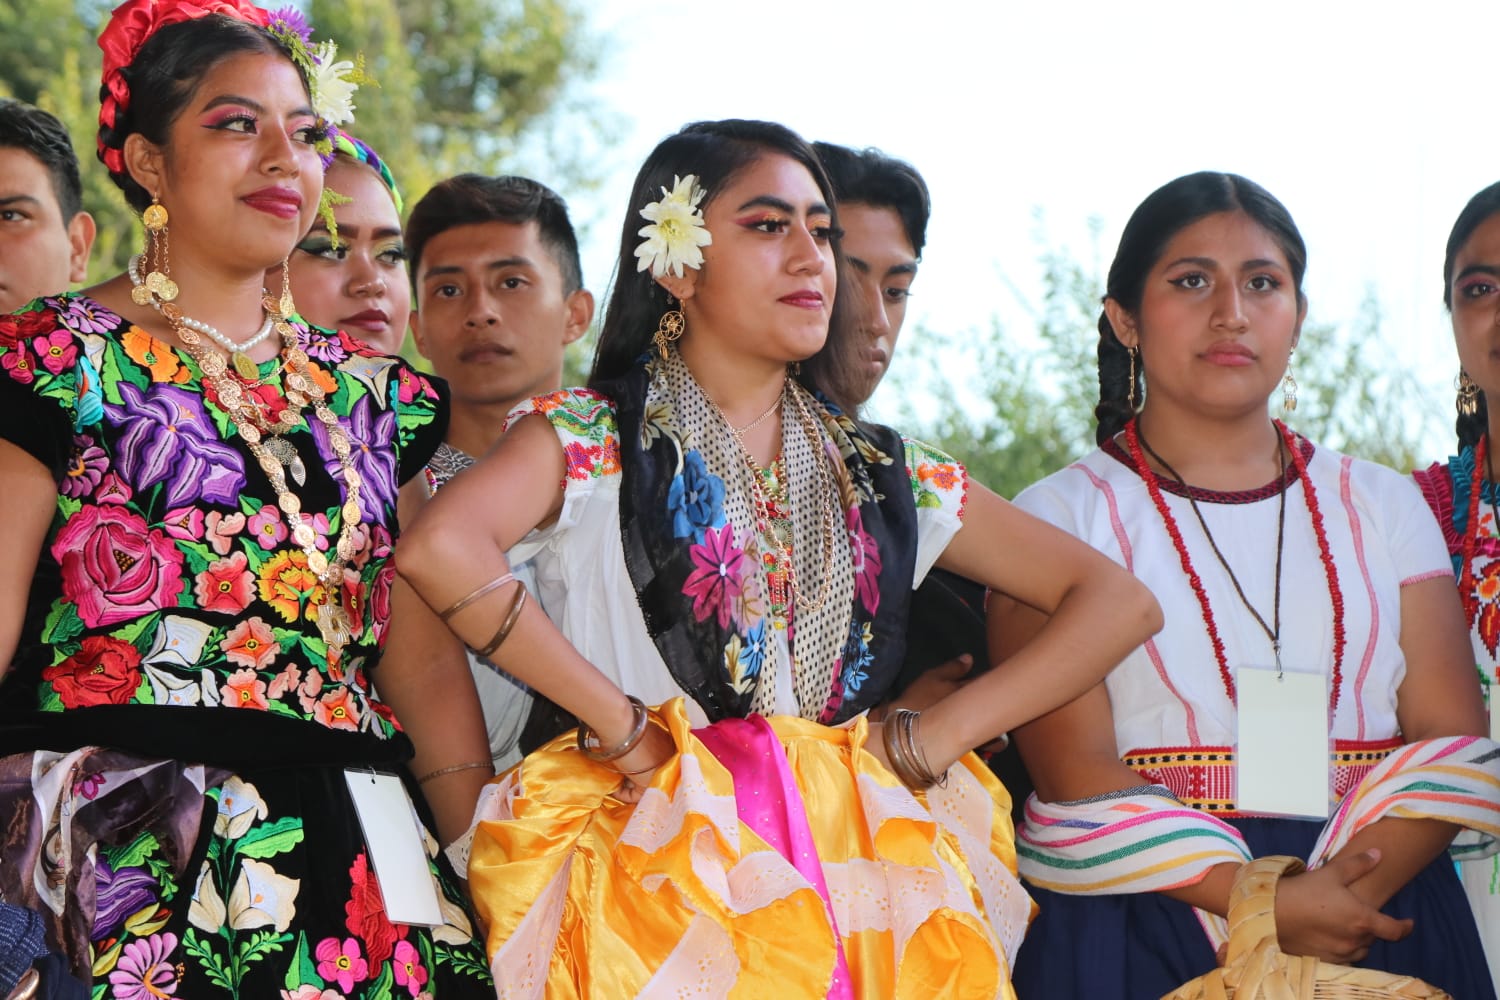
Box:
311 394 398 517
302 326 349 365
32 330 78 374
107 931 179 999
846 506 882 615
106 383 246 508
46 296 119 335
683 523 746 629
61 434 108 499
93 859 159 941
667 450 725 540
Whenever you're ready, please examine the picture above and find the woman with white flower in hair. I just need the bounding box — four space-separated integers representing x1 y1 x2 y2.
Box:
0 2 493 995
398 119 1161 997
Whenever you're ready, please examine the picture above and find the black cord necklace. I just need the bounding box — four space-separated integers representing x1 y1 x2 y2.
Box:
1136 426 1289 675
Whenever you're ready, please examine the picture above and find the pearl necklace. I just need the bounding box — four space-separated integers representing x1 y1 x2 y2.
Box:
129 254 274 379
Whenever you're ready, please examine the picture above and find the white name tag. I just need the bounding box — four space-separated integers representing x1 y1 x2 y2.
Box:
342 769 445 926
1236 665 1329 819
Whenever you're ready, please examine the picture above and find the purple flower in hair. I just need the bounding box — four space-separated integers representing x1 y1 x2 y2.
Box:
266 6 313 45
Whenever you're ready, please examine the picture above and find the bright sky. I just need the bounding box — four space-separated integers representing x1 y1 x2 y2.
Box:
564 0 1500 454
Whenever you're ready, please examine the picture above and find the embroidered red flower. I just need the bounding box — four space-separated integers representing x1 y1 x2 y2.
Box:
52 505 185 628
194 550 256 614
221 616 281 670
220 667 269 710
43 636 143 708
344 851 401 966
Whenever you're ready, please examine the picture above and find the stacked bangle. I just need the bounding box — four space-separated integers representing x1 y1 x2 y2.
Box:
882 708 947 789
438 572 516 623
577 696 649 762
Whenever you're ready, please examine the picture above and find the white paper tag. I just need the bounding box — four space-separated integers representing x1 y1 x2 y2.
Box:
1236 666 1329 819
342 769 445 926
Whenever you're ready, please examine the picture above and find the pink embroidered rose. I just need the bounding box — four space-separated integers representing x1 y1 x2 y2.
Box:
94 470 133 505
53 505 184 628
368 565 393 645
194 551 256 614
268 662 302 699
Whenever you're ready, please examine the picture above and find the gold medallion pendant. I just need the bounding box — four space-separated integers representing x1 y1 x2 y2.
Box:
232 350 260 381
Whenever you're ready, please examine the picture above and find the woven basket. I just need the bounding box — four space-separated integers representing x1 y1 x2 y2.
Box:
1161 856 1451 1000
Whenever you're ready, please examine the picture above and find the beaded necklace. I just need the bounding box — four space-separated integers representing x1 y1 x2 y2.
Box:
1123 418 1346 713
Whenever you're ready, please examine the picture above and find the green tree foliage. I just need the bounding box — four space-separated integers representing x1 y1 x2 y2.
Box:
0 0 606 283
882 234 1438 499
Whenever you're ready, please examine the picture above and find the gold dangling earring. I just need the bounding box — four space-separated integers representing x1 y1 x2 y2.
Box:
1281 364 1299 413
1458 369 1481 418
654 294 685 361
137 194 178 306
1127 346 1139 411
279 258 295 318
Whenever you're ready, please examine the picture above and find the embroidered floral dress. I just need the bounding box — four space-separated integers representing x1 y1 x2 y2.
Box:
0 295 491 997
1413 444 1500 988
460 357 1033 999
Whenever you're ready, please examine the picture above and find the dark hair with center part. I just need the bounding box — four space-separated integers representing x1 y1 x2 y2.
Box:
0 99 85 222
404 174 584 296
1443 181 1500 448
591 119 861 415
812 141 930 258
97 14 305 212
1095 170 1308 444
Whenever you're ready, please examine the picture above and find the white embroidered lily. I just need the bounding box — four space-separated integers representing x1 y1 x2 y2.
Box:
634 174 712 278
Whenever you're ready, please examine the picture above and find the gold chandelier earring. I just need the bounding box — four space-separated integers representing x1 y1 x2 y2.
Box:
132 194 178 307
1127 345 1140 411
279 258 295 318
1458 369 1481 418
654 293 685 361
1281 363 1298 413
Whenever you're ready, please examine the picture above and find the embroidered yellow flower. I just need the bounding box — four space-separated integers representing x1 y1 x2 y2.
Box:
634 174 712 278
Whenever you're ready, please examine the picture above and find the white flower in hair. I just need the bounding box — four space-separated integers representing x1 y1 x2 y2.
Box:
633 174 712 278
311 40 358 126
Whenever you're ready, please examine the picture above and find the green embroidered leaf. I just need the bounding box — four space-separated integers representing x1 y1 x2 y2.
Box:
234 815 304 859
37 689 63 712
237 929 291 967
284 931 325 992
184 929 235 992
105 829 159 870
366 960 396 1000
132 676 154 705
266 699 302 719
436 946 490 977
42 601 84 645
90 983 107 1000
915 488 943 510
56 495 83 520
111 613 159 646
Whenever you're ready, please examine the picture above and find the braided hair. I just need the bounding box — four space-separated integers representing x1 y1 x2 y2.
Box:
1095 172 1308 445
1443 181 1500 450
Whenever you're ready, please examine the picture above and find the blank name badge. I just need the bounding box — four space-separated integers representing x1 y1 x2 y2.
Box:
1236 665 1330 819
343 769 445 926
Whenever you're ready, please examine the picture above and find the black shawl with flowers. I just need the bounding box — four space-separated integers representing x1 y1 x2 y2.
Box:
595 358 918 725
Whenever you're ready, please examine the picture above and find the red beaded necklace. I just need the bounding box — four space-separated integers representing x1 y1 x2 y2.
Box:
1457 433 1493 628
1123 418 1346 714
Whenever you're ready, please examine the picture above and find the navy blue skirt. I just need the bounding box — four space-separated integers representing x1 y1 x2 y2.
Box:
1011 817 1494 1000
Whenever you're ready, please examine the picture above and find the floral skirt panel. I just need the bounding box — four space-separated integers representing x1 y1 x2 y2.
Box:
0 750 492 998
465 700 1032 999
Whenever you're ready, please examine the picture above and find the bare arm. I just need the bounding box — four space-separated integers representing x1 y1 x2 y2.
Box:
0 439 58 677
371 479 494 847
909 484 1162 769
396 415 672 795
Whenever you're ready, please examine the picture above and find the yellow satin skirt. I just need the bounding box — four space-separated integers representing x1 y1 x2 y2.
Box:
466 701 1032 999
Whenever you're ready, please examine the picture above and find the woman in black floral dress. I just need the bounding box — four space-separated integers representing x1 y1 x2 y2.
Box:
0 1 492 995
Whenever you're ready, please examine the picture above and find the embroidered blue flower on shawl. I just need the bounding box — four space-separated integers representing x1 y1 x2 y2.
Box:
840 619 875 695
668 449 726 540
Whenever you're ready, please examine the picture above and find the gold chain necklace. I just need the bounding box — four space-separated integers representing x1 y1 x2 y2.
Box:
703 377 839 615
159 294 365 662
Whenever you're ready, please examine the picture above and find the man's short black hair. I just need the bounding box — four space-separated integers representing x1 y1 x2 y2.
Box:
813 142 930 258
405 174 583 295
0 99 84 222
